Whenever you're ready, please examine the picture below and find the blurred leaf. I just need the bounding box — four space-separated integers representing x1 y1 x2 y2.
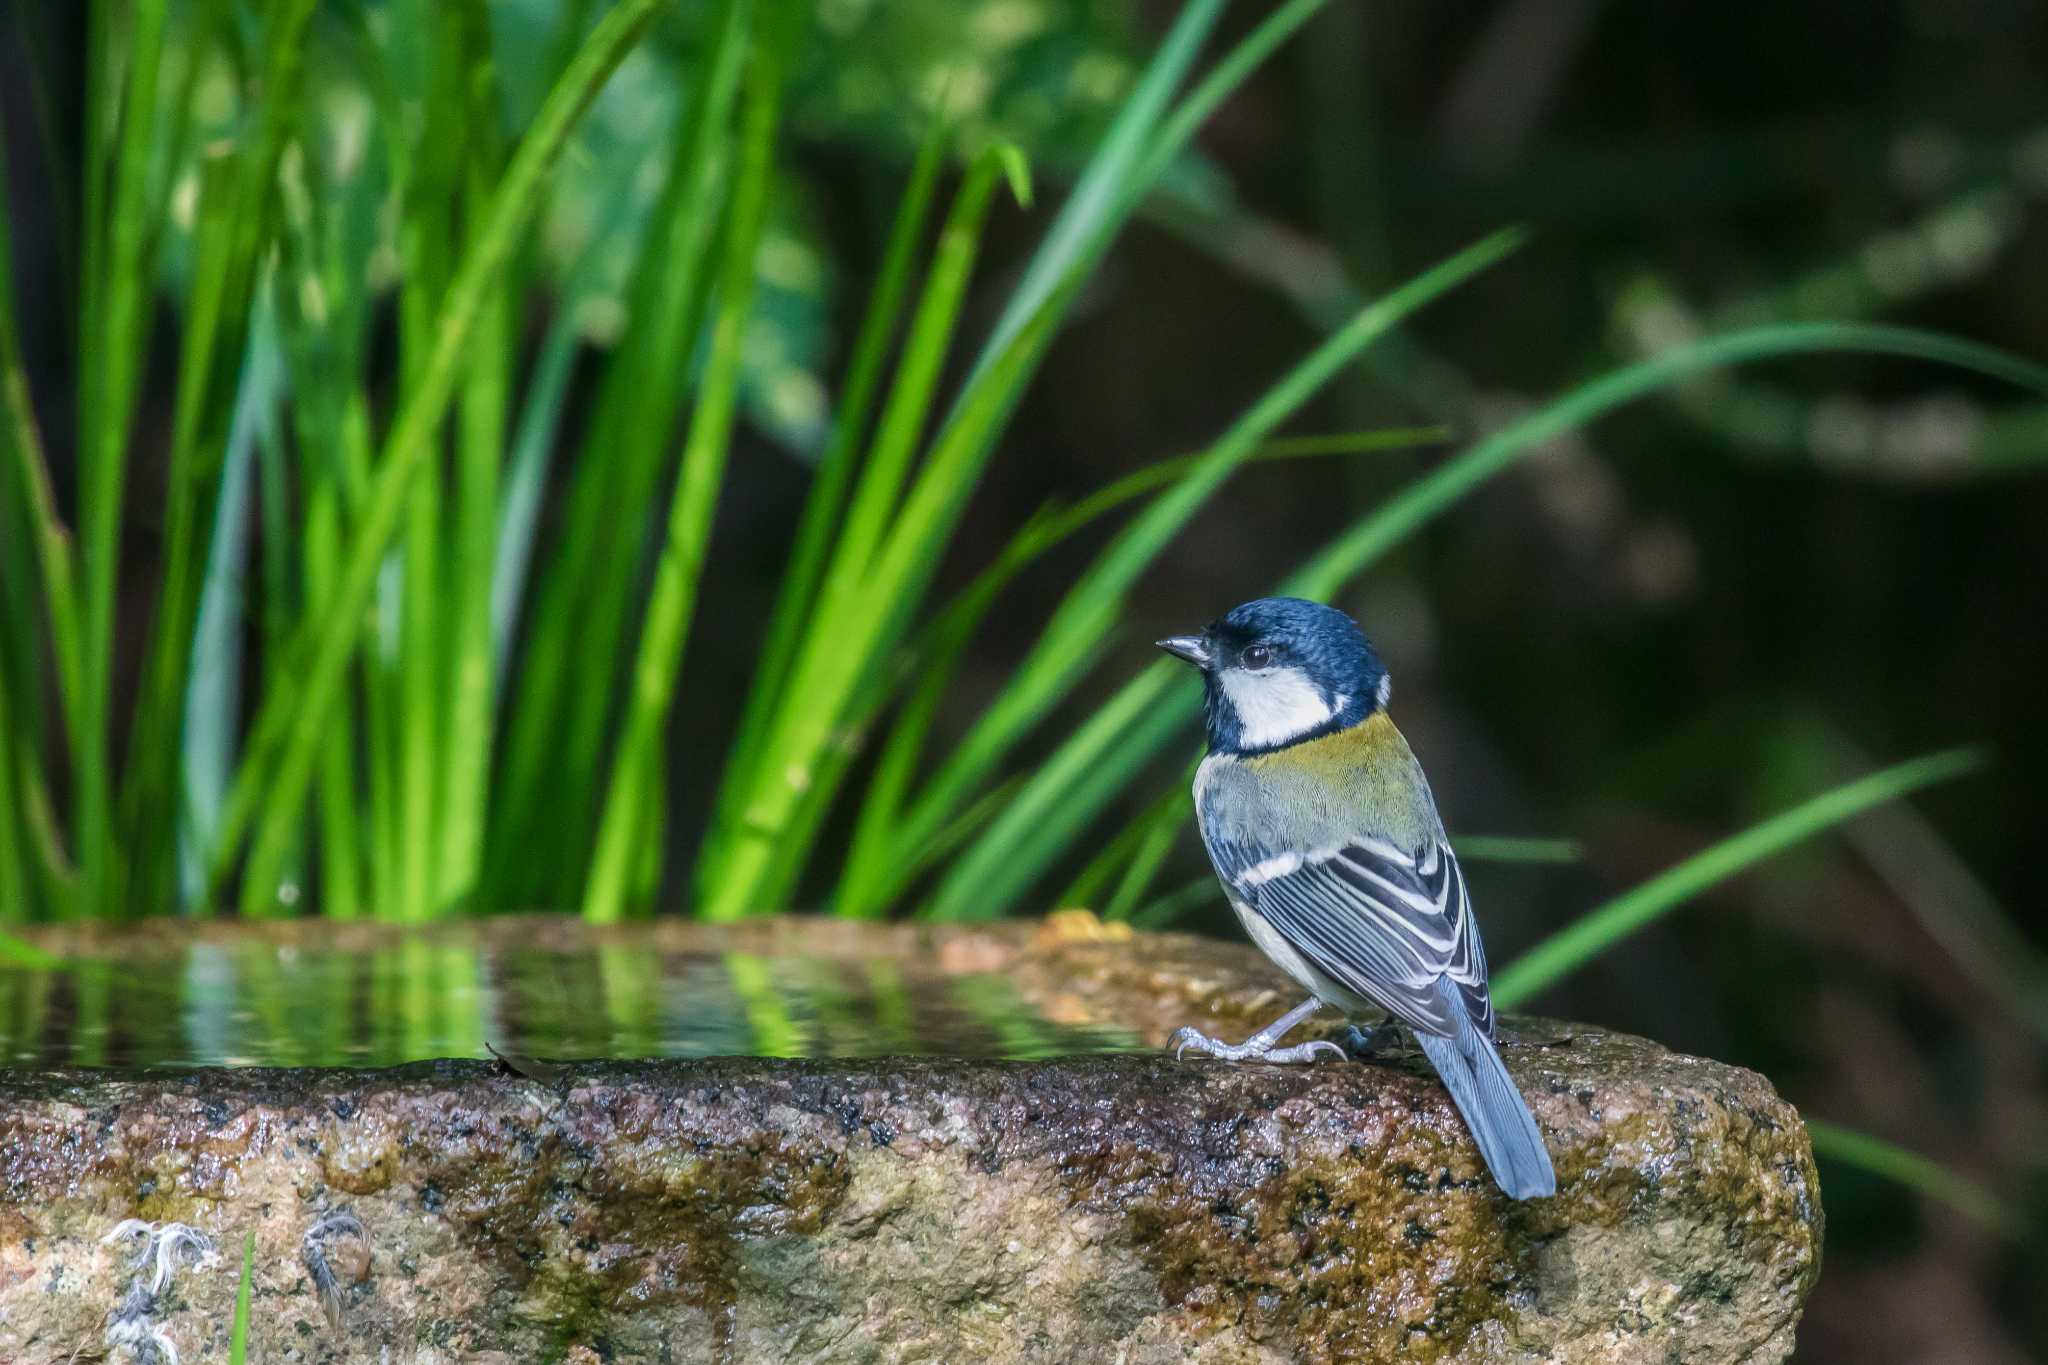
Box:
1492 747 1986 1007
177 292 286 908
582 1 804 923
1806 1119 2023 1241
790 0 1144 168
699 107 956 894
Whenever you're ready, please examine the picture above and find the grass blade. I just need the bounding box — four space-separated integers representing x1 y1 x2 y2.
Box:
702 140 1021 897
1491 747 1985 1007
967 0 1229 382
127 0 321 918
1094 786 1189 921
0 735 19 925
230 1230 254 1363
0 138 83 756
581 4 801 922
1132 875 1217 928
3 726 76 915
699 277 1078 922
693 153 1046 921
700 108 952 886
439 0 515 911
491 0 748 903
490 312 581 691
819 144 1025 585
0 648 29 919
387 0 479 921
921 667 1193 921
177 295 285 909
1135 0 1328 195
1805 1119 2022 1240
967 0 1329 401
0 922 63 971
219 0 672 913
74 0 170 914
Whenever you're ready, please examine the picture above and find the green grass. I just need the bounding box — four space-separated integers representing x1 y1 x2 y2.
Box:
2 5 2045 994
230 1230 255 1363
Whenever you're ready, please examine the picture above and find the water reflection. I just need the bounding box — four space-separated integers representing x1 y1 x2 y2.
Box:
0 935 1142 1068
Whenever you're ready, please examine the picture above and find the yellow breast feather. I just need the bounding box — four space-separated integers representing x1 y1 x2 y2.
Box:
1238 711 1440 850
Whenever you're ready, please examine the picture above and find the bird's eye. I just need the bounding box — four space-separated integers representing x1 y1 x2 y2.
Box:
1241 644 1272 669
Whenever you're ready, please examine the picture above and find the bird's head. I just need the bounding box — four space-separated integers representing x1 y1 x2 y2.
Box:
1157 596 1388 755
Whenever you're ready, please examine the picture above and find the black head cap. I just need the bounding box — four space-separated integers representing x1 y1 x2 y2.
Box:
1158 597 1388 754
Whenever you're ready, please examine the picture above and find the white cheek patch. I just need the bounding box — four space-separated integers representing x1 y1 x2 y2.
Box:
1218 665 1335 749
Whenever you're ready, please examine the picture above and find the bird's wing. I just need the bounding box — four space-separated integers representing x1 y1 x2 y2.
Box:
1211 833 1493 1039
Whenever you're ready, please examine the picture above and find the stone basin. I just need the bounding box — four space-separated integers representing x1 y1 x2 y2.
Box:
0 913 1821 1363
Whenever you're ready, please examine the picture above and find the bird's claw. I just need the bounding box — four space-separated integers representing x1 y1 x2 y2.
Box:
1170 1026 1209 1061
1170 1026 1344 1065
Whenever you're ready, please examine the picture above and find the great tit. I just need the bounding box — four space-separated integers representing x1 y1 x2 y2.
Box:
1158 596 1555 1200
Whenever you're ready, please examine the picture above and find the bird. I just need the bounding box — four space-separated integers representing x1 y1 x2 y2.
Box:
1157 596 1556 1200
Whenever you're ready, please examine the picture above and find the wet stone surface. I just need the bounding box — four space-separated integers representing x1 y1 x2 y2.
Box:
0 914 1821 1363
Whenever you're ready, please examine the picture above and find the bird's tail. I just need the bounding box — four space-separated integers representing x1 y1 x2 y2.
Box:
1416 1018 1556 1200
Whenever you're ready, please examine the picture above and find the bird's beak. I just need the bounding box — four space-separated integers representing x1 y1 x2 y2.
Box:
1156 635 1212 668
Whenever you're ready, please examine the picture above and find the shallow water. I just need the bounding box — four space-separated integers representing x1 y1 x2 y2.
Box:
0 933 1144 1069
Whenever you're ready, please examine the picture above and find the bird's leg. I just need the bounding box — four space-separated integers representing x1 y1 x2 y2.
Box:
1170 997 1345 1064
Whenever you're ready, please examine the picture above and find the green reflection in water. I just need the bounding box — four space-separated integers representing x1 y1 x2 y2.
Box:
0 968 47 1065
725 952 800 1058
947 973 1062 1060
598 944 660 1057
865 958 914 1052
0 933 1146 1067
70 964 112 1067
796 955 869 1059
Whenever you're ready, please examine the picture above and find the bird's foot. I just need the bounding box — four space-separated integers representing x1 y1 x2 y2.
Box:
1170 1025 1345 1065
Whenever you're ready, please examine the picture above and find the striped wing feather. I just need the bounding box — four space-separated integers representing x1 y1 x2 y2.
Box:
1215 835 1493 1039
